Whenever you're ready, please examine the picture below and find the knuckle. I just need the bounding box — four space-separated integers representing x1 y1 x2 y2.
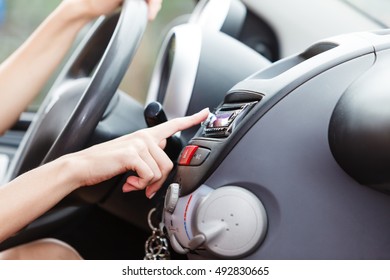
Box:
123 147 138 162
145 170 154 181
161 160 174 173
130 139 148 154
154 171 163 181
137 130 153 141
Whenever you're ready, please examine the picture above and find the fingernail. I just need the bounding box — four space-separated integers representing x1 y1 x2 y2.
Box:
148 192 156 199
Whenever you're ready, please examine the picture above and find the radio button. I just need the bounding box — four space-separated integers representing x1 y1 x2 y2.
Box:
178 145 199 166
190 147 211 166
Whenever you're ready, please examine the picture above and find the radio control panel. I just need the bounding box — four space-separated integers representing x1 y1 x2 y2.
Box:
174 91 264 195
202 102 257 138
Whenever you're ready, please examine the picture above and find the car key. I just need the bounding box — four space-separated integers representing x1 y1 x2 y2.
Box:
144 208 170 260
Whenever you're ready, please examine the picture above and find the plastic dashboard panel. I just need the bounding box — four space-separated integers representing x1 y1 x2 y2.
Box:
167 31 390 259
241 0 384 58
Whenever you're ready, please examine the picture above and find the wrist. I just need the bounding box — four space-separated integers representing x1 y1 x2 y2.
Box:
56 0 97 26
53 154 84 192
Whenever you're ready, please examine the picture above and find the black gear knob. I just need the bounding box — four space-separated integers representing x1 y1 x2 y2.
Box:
144 101 168 128
144 102 183 161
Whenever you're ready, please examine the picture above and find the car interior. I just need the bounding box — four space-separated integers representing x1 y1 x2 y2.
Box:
0 0 389 260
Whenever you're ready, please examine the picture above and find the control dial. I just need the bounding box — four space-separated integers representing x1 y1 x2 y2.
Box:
164 183 180 214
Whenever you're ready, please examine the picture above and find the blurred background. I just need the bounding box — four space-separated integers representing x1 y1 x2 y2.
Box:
0 0 195 110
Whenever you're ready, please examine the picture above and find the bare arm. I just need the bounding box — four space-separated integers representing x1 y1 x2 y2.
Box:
0 108 209 243
0 0 162 134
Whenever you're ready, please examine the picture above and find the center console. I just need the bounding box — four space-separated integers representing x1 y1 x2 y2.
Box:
161 31 390 260
161 91 267 259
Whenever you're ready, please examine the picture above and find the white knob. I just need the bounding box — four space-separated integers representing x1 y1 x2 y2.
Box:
195 186 267 258
164 183 180 213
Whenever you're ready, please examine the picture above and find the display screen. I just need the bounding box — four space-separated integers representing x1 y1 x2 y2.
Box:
207 110 236 128
203 102 256 137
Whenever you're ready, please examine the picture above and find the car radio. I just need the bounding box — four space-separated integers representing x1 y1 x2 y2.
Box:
203 102 257 138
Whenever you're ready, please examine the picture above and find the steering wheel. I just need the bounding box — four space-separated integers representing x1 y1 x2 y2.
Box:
4 0 147 182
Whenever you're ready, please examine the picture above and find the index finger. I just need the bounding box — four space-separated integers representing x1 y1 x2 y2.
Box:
149 108 209 141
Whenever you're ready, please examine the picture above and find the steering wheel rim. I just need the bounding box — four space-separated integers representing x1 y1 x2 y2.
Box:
5 0 147 182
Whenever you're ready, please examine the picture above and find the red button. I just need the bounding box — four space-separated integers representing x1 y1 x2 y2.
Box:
178 145 199 166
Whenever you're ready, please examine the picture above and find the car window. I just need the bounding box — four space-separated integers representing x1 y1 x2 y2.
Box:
0 0 61 62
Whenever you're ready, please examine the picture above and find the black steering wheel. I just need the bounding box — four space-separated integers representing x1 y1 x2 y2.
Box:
5 0 147 182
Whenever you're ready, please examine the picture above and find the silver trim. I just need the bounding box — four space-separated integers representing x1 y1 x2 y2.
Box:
190 0 232 31
145 26 174 104
146 0 236 119
146 24 202 120
0 154 9 183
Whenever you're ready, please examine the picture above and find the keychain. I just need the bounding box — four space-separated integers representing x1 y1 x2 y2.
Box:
144 208 170 260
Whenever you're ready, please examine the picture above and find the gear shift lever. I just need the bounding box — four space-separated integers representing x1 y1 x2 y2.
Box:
144 101 168 127
144 102 183 161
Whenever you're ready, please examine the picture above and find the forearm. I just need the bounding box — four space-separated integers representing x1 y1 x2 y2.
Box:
0 155 80 243
0 1 93 134
0 108 208 243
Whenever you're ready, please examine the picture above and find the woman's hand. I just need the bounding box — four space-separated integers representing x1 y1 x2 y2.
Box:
0 109 208 242
71 108 209 198
70 0 163 20
0 0 167 241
